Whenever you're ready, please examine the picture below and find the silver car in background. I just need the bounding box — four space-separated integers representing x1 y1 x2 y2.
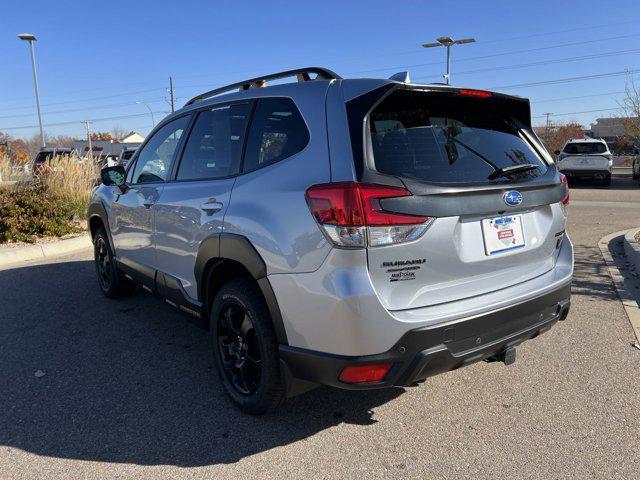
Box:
89 67 573 414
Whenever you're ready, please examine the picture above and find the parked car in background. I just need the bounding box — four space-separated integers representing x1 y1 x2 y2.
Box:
90 67 573 414
555 138 612 186
31 147 76 175
117 146 138 167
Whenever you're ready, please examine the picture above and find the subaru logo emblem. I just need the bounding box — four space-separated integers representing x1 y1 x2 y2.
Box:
503 190 523 207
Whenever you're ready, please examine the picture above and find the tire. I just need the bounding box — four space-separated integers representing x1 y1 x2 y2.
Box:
601 174 611 187
93 227 134 298
210 278 284 415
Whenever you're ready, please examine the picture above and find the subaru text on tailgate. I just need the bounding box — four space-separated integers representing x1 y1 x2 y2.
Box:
89 68 573 414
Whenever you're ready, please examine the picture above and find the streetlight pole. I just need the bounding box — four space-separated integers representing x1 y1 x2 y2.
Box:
136 101 155 127
17 33 45 148
422 36 476 85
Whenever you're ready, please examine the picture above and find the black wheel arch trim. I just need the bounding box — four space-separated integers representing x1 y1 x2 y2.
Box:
87 202 115 252
195 233 288 345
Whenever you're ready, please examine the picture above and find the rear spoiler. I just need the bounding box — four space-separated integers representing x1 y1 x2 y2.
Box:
399 84 532 129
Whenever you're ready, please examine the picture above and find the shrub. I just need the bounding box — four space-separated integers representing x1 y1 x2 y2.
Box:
0 183 82 243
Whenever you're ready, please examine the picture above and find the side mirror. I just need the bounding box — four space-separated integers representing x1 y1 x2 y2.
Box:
101 165 127 192
554 150 560 155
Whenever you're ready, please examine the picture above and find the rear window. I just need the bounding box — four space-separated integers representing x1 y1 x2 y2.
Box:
563 142 607 154
368 91 546 184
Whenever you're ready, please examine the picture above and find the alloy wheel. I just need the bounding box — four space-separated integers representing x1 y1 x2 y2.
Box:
217 303 262 395
95 237 111 291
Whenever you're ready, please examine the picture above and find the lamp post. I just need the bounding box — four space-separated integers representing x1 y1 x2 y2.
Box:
17 33 45 148
135 101 155 127
422 36 476 85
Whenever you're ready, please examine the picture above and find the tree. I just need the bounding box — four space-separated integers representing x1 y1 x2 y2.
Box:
111 126 128 141
536 122 584 154
90 132 113 141
619 74 640 145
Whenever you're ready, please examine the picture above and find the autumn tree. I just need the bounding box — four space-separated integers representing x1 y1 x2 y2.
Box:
537 122 584 154
619 74 640 145
90 132 113 141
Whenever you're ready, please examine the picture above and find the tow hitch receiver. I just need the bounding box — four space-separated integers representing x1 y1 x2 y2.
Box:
488 346 517 365
503 346 516 365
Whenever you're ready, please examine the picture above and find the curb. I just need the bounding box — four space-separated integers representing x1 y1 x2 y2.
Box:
598 229 640 346
0 234 91 267
623 227 640 275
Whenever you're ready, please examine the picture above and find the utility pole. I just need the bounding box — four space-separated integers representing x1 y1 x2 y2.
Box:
169 76 175 113
422 36 476 85
82 121 93 160
542 113 553 149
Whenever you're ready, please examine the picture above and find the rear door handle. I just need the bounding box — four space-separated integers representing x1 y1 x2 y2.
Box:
200 201 223 215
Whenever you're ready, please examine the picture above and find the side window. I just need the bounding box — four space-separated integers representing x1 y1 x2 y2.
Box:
176 103 251 181
243 98 309 173
131 116 190 184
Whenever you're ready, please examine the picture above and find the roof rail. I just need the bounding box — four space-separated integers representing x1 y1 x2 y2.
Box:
185 67 341 106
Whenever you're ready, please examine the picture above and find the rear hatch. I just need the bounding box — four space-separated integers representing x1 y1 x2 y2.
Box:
351 86 567 311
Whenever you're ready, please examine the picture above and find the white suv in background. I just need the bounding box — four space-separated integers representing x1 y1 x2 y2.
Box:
555 138 612 186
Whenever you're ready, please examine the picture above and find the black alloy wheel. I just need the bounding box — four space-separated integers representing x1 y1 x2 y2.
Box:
217 303 262 395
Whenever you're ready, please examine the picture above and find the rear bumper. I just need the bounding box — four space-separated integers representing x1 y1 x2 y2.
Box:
560 169 610 179
279 282 571 391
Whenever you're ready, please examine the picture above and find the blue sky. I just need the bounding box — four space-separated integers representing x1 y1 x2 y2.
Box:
0 0 638 139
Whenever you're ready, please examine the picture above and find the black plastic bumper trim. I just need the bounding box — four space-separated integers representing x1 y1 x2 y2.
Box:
279 282 571 391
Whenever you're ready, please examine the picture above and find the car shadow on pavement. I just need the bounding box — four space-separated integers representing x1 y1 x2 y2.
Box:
571 243 620 302
567 175 638 190
0 260 403 467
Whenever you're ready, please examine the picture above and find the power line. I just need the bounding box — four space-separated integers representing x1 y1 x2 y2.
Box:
531 91 625 103
489 69 639 90
340 33 640 76
0 110 166 131
411 48 640 81
2 28 639 114
0 87 166 112
0 97 169 120
532 107 621 118
168 19 640 83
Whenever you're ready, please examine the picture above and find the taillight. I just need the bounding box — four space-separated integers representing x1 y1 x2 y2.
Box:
305 182 434 248
559 172 569 217
457 88 493 98
559 173 569 205
339 363 392 384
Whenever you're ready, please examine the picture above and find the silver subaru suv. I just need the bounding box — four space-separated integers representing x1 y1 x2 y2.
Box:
89 67 573 414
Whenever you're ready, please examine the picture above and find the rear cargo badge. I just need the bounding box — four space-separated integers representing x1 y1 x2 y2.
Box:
503 190 523 207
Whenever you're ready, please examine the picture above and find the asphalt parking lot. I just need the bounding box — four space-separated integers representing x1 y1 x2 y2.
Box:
1 174 639 479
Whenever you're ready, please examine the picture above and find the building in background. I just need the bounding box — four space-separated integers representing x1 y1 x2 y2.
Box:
73 131 144 161
121 132 145 144
586 117 629 143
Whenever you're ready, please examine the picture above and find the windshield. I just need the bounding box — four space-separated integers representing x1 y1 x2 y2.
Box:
369 91 546 184
563 142 607 154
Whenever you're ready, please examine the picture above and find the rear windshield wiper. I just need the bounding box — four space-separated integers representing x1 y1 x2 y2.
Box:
487 163 539 180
